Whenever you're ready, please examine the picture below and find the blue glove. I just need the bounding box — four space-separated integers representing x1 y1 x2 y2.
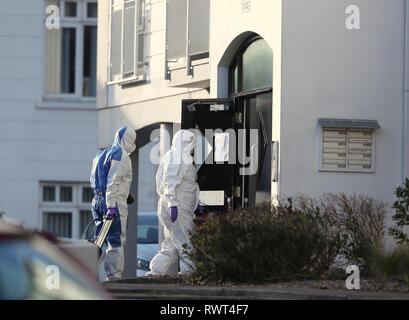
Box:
170 207 178 223
106 208 117 220
196 204 206 215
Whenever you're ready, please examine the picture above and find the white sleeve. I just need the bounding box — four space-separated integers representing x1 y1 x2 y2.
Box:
162 162 184 208
106 159 125 209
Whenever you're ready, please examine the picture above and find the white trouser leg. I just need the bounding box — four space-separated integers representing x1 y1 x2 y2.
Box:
104 202 128 281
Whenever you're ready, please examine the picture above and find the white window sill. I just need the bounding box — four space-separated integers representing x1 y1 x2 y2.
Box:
36 99 96 111
107 74 147 86
318 168 375 174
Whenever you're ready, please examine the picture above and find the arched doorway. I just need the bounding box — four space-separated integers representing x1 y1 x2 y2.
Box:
229 35 273 95
181 33 273 209
229 35 273 207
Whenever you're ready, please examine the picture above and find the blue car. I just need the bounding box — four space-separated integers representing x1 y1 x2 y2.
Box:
82 211 159 278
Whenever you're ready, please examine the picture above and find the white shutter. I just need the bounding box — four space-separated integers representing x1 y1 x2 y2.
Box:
347 129 373 169
322 128 347 169
321 127 374 171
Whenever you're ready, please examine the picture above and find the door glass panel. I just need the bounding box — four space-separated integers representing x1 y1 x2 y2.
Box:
242 39 273 92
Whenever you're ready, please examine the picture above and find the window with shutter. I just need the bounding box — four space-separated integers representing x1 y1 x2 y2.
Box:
109 0 146 84
320 125 376 172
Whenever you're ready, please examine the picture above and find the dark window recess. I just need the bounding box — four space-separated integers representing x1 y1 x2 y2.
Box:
64 2 77 17
61 28 76 93
43 186 55 202
87 3 98 18
83 26 97 96
82 187 94 203
79 210 93 236
60 186 73 202
43 212 72 238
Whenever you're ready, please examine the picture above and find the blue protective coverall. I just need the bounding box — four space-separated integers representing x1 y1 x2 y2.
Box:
90 126 136 281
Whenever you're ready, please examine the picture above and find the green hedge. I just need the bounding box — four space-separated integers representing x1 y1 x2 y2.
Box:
187 194 387 284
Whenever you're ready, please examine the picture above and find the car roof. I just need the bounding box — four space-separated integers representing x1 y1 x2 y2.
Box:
137 211 157 216
0 219 24 236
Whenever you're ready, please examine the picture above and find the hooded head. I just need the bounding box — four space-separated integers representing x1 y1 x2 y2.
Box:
170 130 196 165
113 126 137 155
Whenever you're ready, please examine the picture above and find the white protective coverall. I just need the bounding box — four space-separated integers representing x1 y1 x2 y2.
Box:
90 126 136 281
148 130 200 275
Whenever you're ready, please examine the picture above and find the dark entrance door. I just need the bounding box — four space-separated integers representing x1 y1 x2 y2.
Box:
181 89 271 212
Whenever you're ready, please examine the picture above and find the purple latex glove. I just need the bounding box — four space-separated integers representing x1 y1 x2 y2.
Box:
106 208 117 220
196 204 206 215
170 206 178 223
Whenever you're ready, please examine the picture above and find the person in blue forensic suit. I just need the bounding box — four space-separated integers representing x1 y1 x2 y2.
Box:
90 126 137 281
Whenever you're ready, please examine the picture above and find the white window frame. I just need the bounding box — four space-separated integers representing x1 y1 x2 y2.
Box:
107 0 147 86
43 0 98 102
318 127 376 173
40 182 93 239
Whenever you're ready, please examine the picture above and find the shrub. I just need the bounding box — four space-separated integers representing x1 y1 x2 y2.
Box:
389 178 409 246
367 246 409 282
320 193 387 270
187 193 387 284
188 199 344 284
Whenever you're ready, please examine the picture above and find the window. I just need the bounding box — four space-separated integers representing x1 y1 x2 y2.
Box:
43 212 72 238
79 210 93 237
109 0 146 84
64 2 77 17
43 186 56 202
229 36 273 95
45 1 97 98
40 183 94 239
165 0 210 78
60 186 73 202
82 186 93 203
319 119 380 172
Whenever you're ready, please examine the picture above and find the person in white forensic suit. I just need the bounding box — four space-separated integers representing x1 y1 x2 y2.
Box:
147 130 201 275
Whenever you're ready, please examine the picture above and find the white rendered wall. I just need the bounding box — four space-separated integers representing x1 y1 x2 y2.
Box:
280 0 407 211
210 0 408 214
0 0 98 228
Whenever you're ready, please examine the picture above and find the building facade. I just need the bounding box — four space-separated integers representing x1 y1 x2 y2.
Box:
96 0 409 242
0 0 99 238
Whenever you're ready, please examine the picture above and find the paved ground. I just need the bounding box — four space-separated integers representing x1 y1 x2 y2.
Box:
104 279 409 300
